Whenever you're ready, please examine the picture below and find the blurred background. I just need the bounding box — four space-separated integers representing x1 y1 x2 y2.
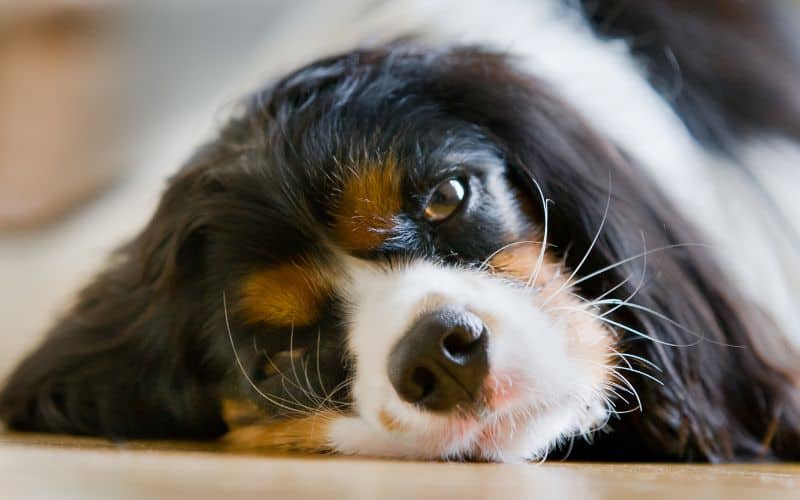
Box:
0 0 399 380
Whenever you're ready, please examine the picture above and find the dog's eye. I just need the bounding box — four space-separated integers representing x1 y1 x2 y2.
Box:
424 178 467 222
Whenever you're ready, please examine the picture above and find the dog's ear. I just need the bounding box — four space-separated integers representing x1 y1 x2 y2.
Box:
0 147 232 440
427 49 800 461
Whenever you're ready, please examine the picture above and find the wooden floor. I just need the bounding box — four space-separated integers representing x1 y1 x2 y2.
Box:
2 433 799 500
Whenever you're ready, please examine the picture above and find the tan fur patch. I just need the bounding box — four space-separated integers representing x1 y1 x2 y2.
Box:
221 399 266 427
221 399 339 453
378 408 404 433
331 159 402 252
238 258 333 328
488 239 561 287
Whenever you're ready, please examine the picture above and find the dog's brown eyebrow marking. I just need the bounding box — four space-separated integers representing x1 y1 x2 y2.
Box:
238 257 333 328
331 158 402 252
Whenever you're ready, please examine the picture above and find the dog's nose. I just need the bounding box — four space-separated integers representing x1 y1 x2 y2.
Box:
388 307 489 412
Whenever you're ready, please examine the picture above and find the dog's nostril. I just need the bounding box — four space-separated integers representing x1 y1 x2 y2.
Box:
442 326 484 360
411 366 436 400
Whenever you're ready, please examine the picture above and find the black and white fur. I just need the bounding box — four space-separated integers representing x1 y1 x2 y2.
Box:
1 0 799 463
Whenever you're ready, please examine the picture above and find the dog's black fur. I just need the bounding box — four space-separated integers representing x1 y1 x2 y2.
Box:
2 1 799 462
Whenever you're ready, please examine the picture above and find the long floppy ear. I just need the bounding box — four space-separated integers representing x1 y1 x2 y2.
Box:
0 150 230 439
427 49 800 461
531 142 800 462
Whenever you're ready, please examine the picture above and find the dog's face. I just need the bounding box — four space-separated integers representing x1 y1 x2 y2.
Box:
207 49 615 461
3 45 799 463
222 128 614 461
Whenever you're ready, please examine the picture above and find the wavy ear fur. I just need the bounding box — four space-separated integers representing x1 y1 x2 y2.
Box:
0 151 230 439
424 49 800 461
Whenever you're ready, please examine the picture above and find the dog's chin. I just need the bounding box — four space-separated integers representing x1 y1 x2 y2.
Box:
327 384 609 462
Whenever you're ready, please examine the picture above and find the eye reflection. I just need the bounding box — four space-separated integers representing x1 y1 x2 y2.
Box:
424 178 467 222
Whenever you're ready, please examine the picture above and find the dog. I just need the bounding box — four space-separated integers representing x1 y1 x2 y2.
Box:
2 0 800 462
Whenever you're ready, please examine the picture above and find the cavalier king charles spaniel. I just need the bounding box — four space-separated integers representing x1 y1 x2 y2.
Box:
2 0 800 462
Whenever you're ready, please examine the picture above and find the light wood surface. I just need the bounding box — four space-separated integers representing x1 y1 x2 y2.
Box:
2 433 799 500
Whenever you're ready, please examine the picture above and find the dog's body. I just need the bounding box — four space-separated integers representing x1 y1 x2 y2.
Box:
2 0 800 462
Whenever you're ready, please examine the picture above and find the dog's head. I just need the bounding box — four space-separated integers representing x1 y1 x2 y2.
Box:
3 46 799 462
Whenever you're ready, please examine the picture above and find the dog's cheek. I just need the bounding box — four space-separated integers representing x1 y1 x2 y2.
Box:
488 242 614 386
538 286 616 388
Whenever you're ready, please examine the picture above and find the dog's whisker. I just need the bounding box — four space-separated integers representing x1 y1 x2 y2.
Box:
604 379 638 398
612 365 665 386
597 300 746 349
257 351 322 413
558 434 576 462
612 351 662 373
608 346 634 370
602 384 631 406
580 308 701 348
607 406 643 416
568 278 747 350
285 324 325 408
278 375 315 413
317 376 355 410
239 314 329 415
315 329 330 402
259 350 323 410
542 242 710 310
526 175 551 289
254 339 329 412
606 369 643 412
563 243 711 291
550 300 703 347
303 357 354 410
590 272 633 303
300 356 325 406
596 232 649 319
223 291 312 416
478 240 542 273
542 173 613 300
